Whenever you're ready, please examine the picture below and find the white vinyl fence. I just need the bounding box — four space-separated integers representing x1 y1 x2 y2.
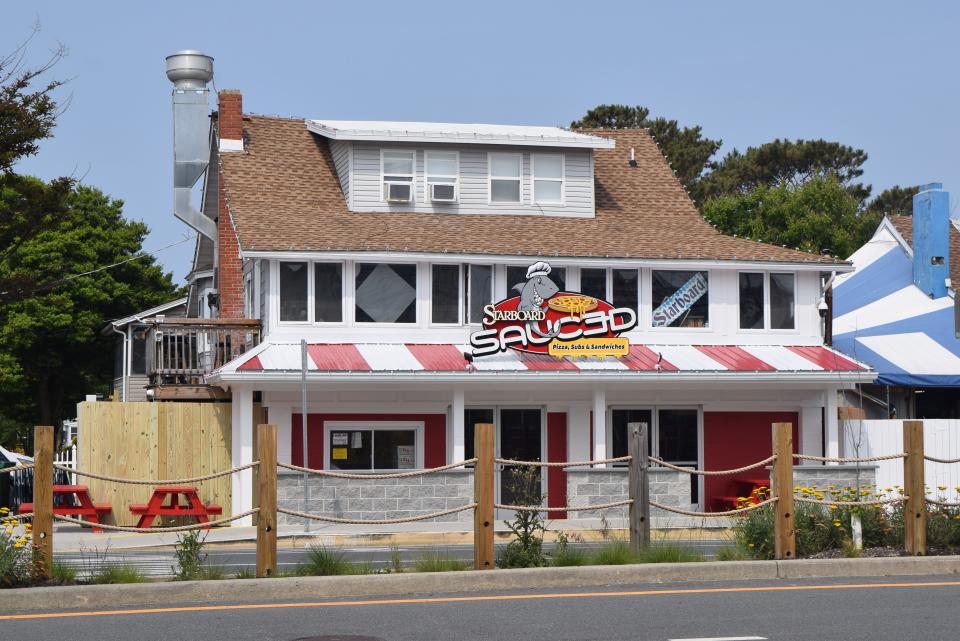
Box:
843 419 960 495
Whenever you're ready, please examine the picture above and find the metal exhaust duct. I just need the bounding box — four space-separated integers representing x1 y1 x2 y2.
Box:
166 50 217 240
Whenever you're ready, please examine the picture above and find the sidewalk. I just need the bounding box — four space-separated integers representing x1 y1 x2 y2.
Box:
51 516 735 551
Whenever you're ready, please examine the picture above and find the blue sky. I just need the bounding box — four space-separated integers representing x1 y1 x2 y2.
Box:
3 1 956 282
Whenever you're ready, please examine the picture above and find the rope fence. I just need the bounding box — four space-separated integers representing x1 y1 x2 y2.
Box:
277 458 477 479
0 463 34 475
278 504 476 525
794 453 906 463
54 461 260 485
794 496 907 507
648 455 776 476
493 499 633 512
650 496 778 517
923 455 960 464
925 497 960 507
494 456 632 468
52 509 260 533
2 512 33 521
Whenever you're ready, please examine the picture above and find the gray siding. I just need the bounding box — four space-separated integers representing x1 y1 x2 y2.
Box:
348 142 595 218
115 375 149 402
330 140 351 205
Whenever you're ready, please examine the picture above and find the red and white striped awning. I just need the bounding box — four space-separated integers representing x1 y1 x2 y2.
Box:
215 343 871 381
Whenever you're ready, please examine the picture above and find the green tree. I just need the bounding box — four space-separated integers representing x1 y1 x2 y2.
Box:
571 104 722 191
702 176 879 259
0 182 180 450
697 139 871 204
866 185 918 217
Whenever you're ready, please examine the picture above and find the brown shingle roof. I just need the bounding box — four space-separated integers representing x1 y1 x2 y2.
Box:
219 115 845 265
887 215 960 288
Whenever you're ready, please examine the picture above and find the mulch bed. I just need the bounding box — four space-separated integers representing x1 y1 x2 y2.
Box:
806 546 958 559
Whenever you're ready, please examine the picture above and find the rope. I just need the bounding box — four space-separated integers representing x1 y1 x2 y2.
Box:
55 461 260 485
648 456 776 476
494 456 632 468
926 498 960 507
794 496 907 507
794 453 906 463
277 459 477 479
278 504 476 525
3 512 33 521
494 499 633 512
52 509 259 532
0 463 34 475
924 455 960 464
650 497 778 517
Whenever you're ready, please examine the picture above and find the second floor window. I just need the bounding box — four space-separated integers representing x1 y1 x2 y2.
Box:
382 150 415 203
355 263 417 323
652 270 709 328
489 153 522 203
533 154 563 204
314 263 343 323
738 272 796 330
465 264 493 324
431 264 461 324
279 261 308 322
426 151 458 203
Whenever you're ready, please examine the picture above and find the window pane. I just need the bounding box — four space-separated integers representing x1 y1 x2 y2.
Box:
534 180 561 203
427 152 457 176
739 272 764 330
383 152 413 175
467 264 492 323
314 263 343 323
651 270 709 328
431 264 460 324
508 266 566 294
534 154 562 179
610 409 653 460
658 408 699 504
258 263 269 323
279 262 308 322
770 273 796 330
612 269 638 311
130 331 147 375
463 408 494 461
355 263 417 323
373 430 416 470
580 268 607 300
329 430 371 470
490 154 521 177
491 179 520 202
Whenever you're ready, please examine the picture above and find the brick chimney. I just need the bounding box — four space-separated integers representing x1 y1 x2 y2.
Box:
216 89 245 318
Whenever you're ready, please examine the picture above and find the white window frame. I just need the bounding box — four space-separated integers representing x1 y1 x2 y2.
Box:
736 271 798 333
311 260 346 326
380 149 416 204
532 152 565 205
353 261 420 326
277 260 311 325
324 421 424 471
648 269 712 331
488 152 523 204
425 150 459 204
430 263 463 326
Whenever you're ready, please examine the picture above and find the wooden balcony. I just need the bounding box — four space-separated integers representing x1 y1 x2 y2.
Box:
145 318 261 400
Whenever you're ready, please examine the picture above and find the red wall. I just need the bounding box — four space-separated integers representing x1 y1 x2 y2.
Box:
702 411 799 510
546 412 568 518
292 413 447 469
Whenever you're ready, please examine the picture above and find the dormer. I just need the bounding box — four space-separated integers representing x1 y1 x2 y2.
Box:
307 120 615 218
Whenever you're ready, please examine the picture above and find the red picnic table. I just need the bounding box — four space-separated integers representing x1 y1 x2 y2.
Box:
129 486 222 529
19 484 112 533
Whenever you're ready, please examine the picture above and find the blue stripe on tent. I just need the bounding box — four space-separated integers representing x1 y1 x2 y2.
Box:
833 246 913 317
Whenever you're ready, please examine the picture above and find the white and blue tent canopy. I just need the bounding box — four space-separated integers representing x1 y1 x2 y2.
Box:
833 217 960 387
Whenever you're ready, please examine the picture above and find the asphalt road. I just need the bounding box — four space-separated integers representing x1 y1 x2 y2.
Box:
3 575 959 641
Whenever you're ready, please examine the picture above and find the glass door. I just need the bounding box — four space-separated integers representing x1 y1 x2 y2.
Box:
496 408 544 515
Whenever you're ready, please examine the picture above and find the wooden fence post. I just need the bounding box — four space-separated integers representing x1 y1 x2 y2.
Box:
628 422 650 554
903 420 926 556
772 422 796 560
473 422 495 570
32 425 54 579
256 423 278 577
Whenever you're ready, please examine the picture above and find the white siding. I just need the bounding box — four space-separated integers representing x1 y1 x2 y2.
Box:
348 142 595 218
330 140 351 205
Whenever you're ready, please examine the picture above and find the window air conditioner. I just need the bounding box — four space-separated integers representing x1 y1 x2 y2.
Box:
385 182 412 203
430 182 456 202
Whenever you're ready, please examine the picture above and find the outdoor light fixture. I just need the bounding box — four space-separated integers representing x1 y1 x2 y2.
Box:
818 298 829 319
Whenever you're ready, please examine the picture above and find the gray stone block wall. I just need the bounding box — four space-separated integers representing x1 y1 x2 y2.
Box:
565 467 690 518
792 465 877 497
278 470 474 525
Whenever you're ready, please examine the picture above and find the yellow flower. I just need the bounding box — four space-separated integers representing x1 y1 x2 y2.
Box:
748 543 755 548
13 542 22 549
829 505 838 510
0 507 9 514
938 486 948 491
833 520 842 527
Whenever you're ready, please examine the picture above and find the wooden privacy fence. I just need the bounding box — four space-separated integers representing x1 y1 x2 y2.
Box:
12 420 948 580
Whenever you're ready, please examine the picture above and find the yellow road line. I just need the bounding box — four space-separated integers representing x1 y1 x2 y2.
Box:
4 580 959 621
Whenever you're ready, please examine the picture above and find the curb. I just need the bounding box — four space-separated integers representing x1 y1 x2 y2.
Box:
5 556 960 613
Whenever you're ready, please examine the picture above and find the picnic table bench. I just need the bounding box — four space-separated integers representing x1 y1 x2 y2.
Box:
129 485 222 529
714 476 770 511
19 484 112 533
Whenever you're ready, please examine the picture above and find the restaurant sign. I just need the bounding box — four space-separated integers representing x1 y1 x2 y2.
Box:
469 261 637 358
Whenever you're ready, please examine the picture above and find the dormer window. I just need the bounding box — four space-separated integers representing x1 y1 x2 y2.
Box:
489 153 522 203
426 151 458 203
382 150 415 203
533 153 563 204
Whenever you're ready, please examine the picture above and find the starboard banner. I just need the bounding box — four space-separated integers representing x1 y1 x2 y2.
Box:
469 261 637 358
651 272 707 327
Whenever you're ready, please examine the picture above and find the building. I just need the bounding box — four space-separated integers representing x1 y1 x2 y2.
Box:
833 183 960 419
157 51 873 524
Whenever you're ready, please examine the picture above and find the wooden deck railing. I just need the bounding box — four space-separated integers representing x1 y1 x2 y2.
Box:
146 318 261 384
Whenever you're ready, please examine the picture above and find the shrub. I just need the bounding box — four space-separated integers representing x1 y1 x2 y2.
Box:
302 545 352 576
550 532 586 567
589 540 640 565
234 567 255 579
637 544 704 564
715 545 750 561
51 561 77 584
1 508 34 588
90 563 146 584
172 529 208 581
496 467 547 568
414 551 469 573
